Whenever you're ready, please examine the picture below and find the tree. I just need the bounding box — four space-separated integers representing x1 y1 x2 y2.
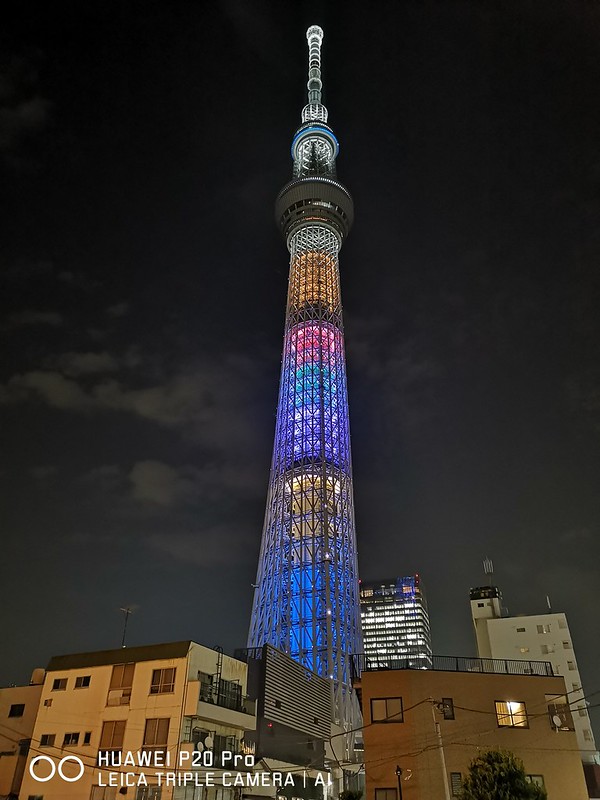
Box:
457 749 547 800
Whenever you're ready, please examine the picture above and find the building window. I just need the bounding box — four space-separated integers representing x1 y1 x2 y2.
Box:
198 671 213 701
537 624 550 634
63 732 79 746
8 703 25 717
540 644 554 655
99 720 126 755
519 647 530 653
584 729 593 742
579 708 588 717
90 788 118 800
558 619 567 629
107 663 135 706
143 718 170 753
52 678 67 691
526 775 545 787
75 675 91 688
370 697 403 723
150 668 176 695
374 789 397 800
40 734 55 747
27 796 45 800
135 788 162 800
516 627 526 632
450 772 462 796
567 661 576 671
495 701 528 728
441 698 455 720
563 641 572 649
477 602 484 607
84 731 92 745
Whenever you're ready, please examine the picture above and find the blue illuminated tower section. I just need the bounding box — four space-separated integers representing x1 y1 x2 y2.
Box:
248 26 362 724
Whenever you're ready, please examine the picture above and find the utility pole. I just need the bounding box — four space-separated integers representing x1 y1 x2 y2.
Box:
431 700 451 800
395 765 403 800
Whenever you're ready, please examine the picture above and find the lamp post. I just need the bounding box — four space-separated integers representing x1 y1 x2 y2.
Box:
395 765 403 800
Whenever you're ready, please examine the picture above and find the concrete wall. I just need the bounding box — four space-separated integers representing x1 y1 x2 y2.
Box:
358 668 588 800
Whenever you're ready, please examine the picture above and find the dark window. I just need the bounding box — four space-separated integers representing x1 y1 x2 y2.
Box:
99 720 126 752
441 698 455 720
52 678 67 691
75 675 91 688
275 699 282 709
83 731 92 745
9 703 25 717
150 668 176 695
450 773 462 796
370 697 403 723
40 734 55 747
135 788 162 800
374 789 397 800
143 718 170 752
63 732 79 746
526 775 545 787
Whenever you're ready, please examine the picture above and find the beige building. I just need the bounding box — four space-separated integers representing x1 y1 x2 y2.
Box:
354 654 589 799
19 641 256 800
0 673 43 798
470 585 598 762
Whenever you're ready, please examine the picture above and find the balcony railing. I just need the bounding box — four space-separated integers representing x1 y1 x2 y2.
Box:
351 654 554 678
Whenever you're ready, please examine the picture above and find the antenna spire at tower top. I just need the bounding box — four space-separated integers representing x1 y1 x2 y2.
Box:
306 25 324 104
302 26 328 123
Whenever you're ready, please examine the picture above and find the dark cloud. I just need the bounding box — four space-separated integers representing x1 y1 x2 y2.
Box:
5 309 63 328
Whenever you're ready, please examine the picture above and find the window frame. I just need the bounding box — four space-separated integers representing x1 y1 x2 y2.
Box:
40 733 55 747
8 703 25 717
75 675 91 689
374 788 397 800
52 677 67 691
495 700 529 728
441 698 455 720
370 697 404 723
149 668 176 695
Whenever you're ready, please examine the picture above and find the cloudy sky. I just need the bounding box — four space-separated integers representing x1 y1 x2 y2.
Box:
2 0 599 733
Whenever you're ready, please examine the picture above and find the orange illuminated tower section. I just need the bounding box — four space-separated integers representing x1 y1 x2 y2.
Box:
248 26 362 726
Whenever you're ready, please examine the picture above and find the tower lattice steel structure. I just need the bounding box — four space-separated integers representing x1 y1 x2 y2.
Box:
248 26 362 724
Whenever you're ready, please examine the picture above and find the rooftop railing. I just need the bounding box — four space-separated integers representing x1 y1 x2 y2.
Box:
351 654 554 678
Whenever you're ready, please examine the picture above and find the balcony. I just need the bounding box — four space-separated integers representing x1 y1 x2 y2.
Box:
184 681 256 729
351 654 554 678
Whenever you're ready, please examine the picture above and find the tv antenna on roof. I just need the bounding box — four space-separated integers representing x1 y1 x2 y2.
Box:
483 557 494 581
120 607 133 648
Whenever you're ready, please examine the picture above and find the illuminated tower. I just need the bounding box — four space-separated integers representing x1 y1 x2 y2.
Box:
248 26 362 724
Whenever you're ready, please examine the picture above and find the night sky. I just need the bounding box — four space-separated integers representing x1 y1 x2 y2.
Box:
2 1 599 736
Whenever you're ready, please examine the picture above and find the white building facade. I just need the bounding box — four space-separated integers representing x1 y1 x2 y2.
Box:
470 586 597 763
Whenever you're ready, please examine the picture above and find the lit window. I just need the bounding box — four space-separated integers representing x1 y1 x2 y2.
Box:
75 675 91 689
370 697 403 723
8 704 25 717
537 624 551 634
495 700 528 727
52 678 67 691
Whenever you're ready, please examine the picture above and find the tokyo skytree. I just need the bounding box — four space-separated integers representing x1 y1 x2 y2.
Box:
248 25 362 725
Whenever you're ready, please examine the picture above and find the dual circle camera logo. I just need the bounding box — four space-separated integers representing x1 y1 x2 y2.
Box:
29 755 85 782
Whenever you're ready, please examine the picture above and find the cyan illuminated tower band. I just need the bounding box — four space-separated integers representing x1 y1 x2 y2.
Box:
248 26 362 722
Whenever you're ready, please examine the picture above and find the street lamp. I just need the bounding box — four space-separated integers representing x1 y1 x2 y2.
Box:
395 765 403 800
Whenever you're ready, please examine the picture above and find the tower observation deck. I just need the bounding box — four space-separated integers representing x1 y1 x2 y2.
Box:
248 26 362 726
